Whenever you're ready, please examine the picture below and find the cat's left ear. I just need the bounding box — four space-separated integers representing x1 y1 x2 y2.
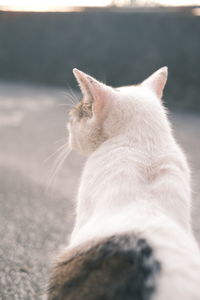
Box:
142 67 168 99
73 68 110 118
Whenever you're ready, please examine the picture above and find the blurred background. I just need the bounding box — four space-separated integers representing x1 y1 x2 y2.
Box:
0 1 200 299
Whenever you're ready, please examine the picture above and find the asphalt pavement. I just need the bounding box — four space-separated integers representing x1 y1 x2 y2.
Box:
0 82 199 299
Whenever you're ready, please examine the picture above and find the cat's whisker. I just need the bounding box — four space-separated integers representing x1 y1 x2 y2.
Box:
46 151 70 192
67 86 80 103
43 142 68 165
65 94 78 104
66 99 76 108
61 92 77 106
57 103 74 108
63 98 75 106
46 145 71 191
65 86 80 104
55 137 68 145
60 90 76 104
68 97 77 106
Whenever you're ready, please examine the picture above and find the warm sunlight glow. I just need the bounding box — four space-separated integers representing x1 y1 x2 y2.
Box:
0 0 199 12
192 7 200 15
0 0 112 12
152 0 200 5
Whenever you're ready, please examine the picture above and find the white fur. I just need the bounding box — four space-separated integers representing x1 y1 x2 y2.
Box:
68 67 200 300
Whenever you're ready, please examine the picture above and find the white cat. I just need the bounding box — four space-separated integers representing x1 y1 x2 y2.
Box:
47 68 200 300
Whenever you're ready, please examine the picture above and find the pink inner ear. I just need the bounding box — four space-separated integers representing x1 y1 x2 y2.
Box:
142 67 168 99
91 84 106 117
155 79 165 98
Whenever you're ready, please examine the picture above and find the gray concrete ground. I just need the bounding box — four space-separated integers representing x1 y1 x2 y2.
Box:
0 82 199 299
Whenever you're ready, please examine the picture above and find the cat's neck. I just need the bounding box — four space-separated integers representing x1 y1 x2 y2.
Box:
98 127 174 158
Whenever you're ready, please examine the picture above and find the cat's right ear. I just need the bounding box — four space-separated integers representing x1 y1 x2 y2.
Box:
141 67 168 99
73 68 110 118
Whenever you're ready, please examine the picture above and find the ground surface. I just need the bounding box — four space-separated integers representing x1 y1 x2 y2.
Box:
0 82 199 299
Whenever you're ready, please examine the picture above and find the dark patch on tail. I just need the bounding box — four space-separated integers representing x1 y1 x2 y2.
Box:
47 234 161 300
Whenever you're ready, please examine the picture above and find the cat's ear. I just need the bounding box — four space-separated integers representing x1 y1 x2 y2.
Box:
142 67 168 99
73 68 109 118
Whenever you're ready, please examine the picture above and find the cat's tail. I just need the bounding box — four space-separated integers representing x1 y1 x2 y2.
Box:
46 234 161 300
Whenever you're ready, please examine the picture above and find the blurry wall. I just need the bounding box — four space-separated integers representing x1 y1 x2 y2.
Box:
0 9 200 110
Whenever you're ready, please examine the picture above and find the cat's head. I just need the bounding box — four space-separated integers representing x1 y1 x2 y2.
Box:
68 67 168 155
